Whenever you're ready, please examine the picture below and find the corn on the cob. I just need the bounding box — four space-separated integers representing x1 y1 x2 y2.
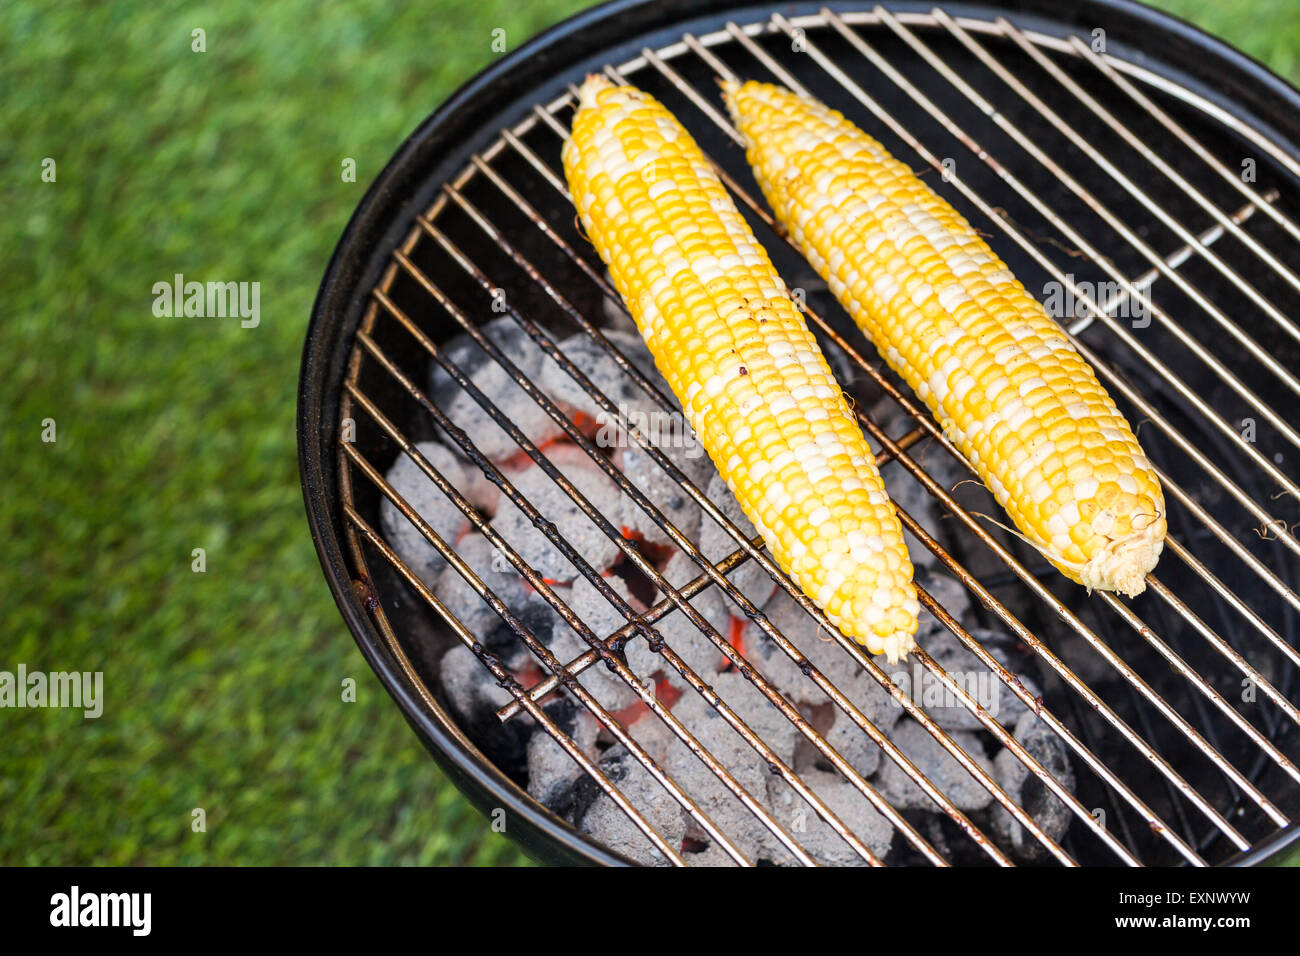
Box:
725 80 1165 596
563 76 919 662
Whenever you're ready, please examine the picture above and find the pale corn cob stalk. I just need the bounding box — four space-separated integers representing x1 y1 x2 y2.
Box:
563 75 920 662
724 80 1165 596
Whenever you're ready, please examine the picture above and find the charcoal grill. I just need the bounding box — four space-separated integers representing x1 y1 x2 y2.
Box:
300 0 1300 865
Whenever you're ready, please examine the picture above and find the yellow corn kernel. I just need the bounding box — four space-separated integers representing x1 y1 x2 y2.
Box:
725 80 1165 596
563 76 919 661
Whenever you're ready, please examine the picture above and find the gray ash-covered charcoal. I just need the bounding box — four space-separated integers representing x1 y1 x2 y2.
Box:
866 393 976 562
881 465 947 569
526 698 602 808
624 708 678 764
545 574 643 713
616 440 711 549
598 280 639 335
869 389 970 496
623 601 729 683
538 329 662 423
437 560 560 732
577 744 686 866
699 473 778 613
379 442 473 585
904 442 1023 589
534 709 676 831
564 571 639 638
913 627 1040 733
989 710 1075 860
439 640 534 782
734 603 812 697
761 592 901 733
913 566 972 638
763 768 894 865
429 316 542 393
708 670 800 773
656 548 730 595
625 552 732 679
820 709 883 779
489 443 623 583
1044 630 1114 687
430 316 563 461
872 719 996 812
432 534 532 641
440 642 515 725
655 679 793 863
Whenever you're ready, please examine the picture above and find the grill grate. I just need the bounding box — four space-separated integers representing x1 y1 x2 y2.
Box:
331 6 1300 865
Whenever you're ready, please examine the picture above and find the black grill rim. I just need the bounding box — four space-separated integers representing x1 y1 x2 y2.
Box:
299 0 1300 866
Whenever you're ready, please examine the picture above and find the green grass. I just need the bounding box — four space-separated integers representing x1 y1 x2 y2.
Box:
1154 0 1300 83
0 0 588 867
0 0 1296 866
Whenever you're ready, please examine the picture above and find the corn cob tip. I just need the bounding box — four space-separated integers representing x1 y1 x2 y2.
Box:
719 79 743 124
576 74 614 110
1078 517 1165 598
874 631 917 667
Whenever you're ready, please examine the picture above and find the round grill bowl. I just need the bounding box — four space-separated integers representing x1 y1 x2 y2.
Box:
301 0 1300 866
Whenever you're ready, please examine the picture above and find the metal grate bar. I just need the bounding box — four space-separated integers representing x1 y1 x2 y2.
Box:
1066 31 1300 247
881 8 1300 400
1076 191 1277 334
1144 574 1300 737
1161 535 1300 672
933 11 1300 334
